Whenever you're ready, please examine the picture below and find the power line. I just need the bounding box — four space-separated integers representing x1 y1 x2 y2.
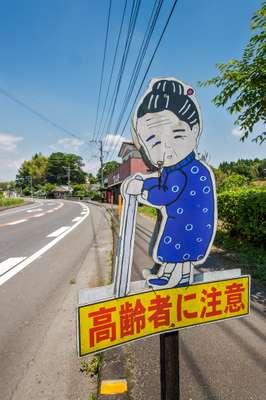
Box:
107 0 179 161
92 0 112 140
0 86 87 144
99 0 141 141
112 0 163 138
95 0 128 140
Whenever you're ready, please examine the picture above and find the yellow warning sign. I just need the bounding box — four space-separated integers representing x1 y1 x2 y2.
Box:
78 276 250 357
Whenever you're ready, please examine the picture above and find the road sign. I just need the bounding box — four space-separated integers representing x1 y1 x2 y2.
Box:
78 276 250 357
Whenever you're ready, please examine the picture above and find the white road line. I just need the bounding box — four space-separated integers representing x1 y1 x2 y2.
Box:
47 226 71 238
0 203 90 286
7 219 27 226
27 208 43 213
0 201 44 217
46 210 54 213
0 257 27 276
33 213 45 217
72 217 81 222
80 211 87 215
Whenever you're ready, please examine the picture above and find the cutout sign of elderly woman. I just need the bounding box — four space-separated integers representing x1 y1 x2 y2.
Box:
123 77 217 289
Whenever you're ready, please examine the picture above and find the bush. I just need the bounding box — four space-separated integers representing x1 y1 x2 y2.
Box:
217 188 266 245
218 173 249 192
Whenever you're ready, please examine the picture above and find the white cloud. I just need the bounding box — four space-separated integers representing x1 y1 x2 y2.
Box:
57 137 84 151
83 159 100 175
0 157 25 181
0 133 23 152
232 127 244 138
103 134 124 152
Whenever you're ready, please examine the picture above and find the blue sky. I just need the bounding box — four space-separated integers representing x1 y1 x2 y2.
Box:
0 0 264 180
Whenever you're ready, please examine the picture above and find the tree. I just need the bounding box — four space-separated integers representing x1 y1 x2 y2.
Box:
87 173 98 184
199 2 266 144
16 153 48 189
97 161 120 181
46 152 86 185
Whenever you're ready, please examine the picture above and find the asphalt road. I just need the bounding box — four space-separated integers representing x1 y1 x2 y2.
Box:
0 199 104 400
106 211 266 400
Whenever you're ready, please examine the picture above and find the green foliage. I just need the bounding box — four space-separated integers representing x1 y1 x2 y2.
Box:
97 161 120 181
16 153 48 188
89 190 102 201
0 181 16 191
15 152 87 196
80 356 102 377
217 188 266 245
87 173 98 184
218 173 249 192
0 198 24 207
215 228 266 284
199 2 266 143
72 183 90 199
46 152 86 185
219 158 266 179
138 205 157 218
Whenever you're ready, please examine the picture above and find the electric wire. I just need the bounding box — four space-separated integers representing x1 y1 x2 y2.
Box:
94 0 128 140
112 0 163 139
107 0 179 161
0 86 87 145
99 0 141 142
92 0 112 140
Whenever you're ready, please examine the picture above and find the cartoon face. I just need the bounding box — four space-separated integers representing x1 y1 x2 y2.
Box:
136 110 199 167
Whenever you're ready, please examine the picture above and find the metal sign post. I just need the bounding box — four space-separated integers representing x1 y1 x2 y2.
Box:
160 331 180 400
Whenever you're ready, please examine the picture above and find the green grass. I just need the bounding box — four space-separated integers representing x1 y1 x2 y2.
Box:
80 356 102 378
0 198 24 208
214 228 266 285
138 205 156 218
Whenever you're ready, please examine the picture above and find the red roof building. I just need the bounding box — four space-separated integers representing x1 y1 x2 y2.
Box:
104 141 149 204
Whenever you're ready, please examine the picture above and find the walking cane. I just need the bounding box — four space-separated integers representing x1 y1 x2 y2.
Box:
113 176 141 298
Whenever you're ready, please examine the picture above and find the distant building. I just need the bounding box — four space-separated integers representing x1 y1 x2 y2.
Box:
52 185 73 199
104 141 149 204
3 190 17 198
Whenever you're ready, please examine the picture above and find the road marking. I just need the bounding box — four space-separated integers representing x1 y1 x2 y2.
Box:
72 217 81 222
80 211 87 215
0 203 90 286
27 208 43 213
33 213 45 217
0 257 27 276
47 226 71 238
0 201 44 217
100 380 128 395
46 209 54 213
7 219 27 226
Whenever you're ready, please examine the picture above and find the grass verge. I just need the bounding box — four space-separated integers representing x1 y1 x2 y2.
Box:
0 198 24 208
215 227 266 285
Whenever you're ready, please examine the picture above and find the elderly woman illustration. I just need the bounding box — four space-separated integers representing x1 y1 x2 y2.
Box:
124 77 217 289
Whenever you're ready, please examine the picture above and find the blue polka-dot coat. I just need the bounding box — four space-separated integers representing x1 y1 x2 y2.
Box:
142 152 216 264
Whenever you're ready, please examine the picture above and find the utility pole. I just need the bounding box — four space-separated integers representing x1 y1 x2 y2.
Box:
90 139 104 201
67 164 71 188
30 176 33 199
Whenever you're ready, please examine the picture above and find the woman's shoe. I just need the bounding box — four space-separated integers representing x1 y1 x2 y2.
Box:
147 267 183 289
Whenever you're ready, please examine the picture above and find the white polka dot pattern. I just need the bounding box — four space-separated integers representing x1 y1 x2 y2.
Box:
164 236 172 244
191 166 199 174
203 186 210 194
172 185 179 192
